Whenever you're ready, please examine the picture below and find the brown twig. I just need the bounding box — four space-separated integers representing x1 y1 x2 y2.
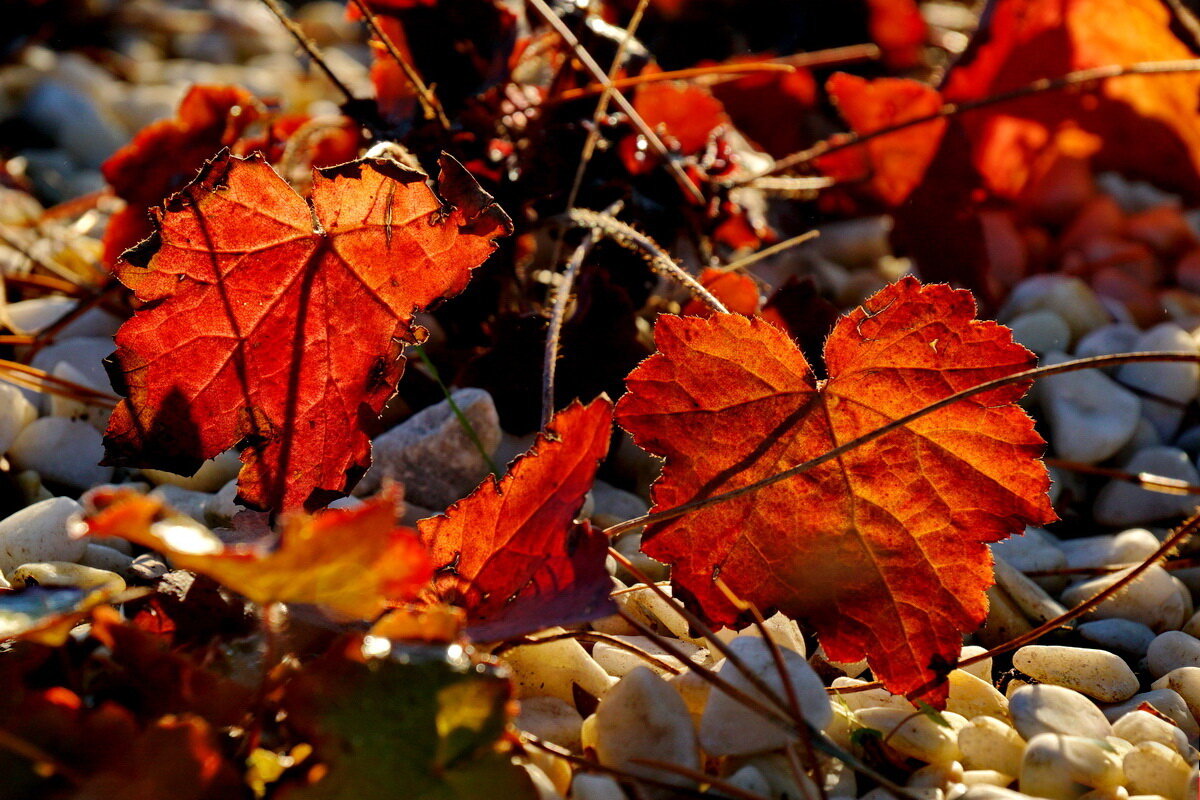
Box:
258 0 361 108
346 0 449 129
0 359 118 407
526 0 706 204
1045 457 1200 494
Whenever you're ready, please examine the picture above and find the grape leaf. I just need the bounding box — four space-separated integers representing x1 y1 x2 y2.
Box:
616 277 1055 699
416 398 614 641
101 150 511 512
80 489 431 621
101 85 263 265
278 638 536 800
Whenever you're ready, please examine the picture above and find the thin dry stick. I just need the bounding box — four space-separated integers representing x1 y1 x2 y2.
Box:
542 227 601 430
564 209 728 313
601 351 1200 539
1046 457 1200 494
259 0 361 107
0 359 118 407
741 59 1200 184
346 0 449 129
526 0 706 205
554 62 794 103
492 629 682 674
718 230 820 273
4 274 88 295
0 226 97 285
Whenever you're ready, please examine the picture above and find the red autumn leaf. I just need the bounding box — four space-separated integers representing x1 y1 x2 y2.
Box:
620 82 730 175
708 55 818 159
101 84 263 264
682 268 761 318
81 489 432 622
818 73 945 206
616 277 1055 700
865 0 927 70
942 0 1200 202
416 398 615 641
102 151 511 511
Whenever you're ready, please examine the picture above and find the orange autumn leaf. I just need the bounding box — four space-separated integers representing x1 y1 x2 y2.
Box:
818 73 946 206
616 277 1055 700
620 82 730 175
682 268 761 317
80 489 431 621
416 398 615 641
943 0 1200 201
865 0 927 70
101 151 510 512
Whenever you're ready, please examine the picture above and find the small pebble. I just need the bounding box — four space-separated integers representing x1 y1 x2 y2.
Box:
1039 353 1141 464
1123 741 1193 800
1103 689 1200 740
0 496 86 574
1061 565 1190 632
699 636 830 757
503 631 615 704
1093 447 1200 526
946 669 1010 720
1077 619 1157 657
594 667 699 788
591 635 704 678
1111 710 1191 756
1150 666 1200 721
1009 311 1071 354
958 716 1028 777
1059 529 1161 569
1020 733 1124 800
830 677 913 712
1147 631 1200 677
1000 275 1111 342
78 544 134 577
8 417 114 490
516 696 583 751
857 707 960 764
8 561 125 593
129 554 169 582
1012 645 1139 701
1117 324 1200 439
142 449 241 493
569 774 624 800
1008 684 1113 741
0 383 37 453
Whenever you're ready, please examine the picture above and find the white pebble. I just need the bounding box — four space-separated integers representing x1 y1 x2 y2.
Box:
699 636 830 757
1124 741 1193 800
569 774 624 800
9 561 124 593
142 449 241 493
1059 529 1161 569
592 635 704 678
0 496 86 574
1093 447 1200 526
503 632 615 705
1111 710 1190 756
78 543 134 577
1061 565 1190 632
1008 684 1112 741
1118 324 1200 439
516 696 583 751
958 716 1027 777
1000 275 1111 342
1150 667 1200 721
830 677 913 712
0 383 37 453
946 669 1010 720
857 707 960 764
1147 631 1200 677
594 667 699 788
1077 619 1157 657
1009 311 1071 354
1013 645 1139 701
959 646 994 682
8 417 113 490
1020 733 1124 800
1103 690 1200 740
1039 354 1141 464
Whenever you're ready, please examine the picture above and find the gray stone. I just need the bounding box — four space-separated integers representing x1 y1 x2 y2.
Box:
1093 447 1200 526
1008 684 1112 741
8 418 113 489
356 388 501 508
1117 324 1200 439
1039 353 1140 464
0 497 86 574
1077 618 1157 657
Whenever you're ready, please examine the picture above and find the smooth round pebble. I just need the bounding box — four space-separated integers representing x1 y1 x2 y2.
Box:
1123 741 1193 800
0 496 87 574
958 716 1027 776
0 383 37 453
1039 352 1141 464
8 417 114 490
1009 684 1113 741
1103 689 1200 740
857 707 960 764
1093 447 1200 526
1150 667 1200 721
1146 631 1200 677
594 667 699 788
1077 619 1157 657
1020 733 1124 800
1111 710 1190 756
1013 645 1139 701
1061 564 1190 632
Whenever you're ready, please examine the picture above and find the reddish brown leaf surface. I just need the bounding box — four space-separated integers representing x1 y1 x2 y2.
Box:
818 73 945 206
417 398 615 641
82 490 432 622
616 277 1055 699
943 0 1200 201
101 85 263 264
620 82 730 175
681 268 761 317
102 151 511 511
865 0 927 70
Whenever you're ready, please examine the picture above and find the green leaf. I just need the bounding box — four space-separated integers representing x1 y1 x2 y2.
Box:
279 638 537 800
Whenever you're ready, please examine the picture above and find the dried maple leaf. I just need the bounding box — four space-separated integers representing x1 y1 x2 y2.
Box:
80 489 431 621
616 277 1055 699
101 85 263 264
818 73 946 206
102 150 511 511
681 268 761 318
417 398 614 641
